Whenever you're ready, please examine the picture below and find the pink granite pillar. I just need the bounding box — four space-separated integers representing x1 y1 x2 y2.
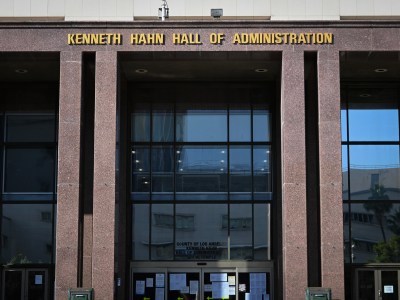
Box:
55 51 83 300
281 50 308 299
92 51 117 300
317 51 344 300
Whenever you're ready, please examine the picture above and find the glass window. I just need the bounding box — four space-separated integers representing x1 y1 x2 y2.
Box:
348 98 399 142
132 147 150 196
342 146 349 201
230 204 252 260
132 204 150 260
175 204 228 260
152 146 174 198
341 104 347 142
230 146 252 200
349 203 400 263
253 146 272 200
176 146 227 199
6 114 55 142
151 204 173 260
349 145 400 200
229 109 251 142
4 147 55 193
1 204 54 264
153 107 174 142
176 106 227 142
253 107 270 142
254 204 270 260
131 108 150 142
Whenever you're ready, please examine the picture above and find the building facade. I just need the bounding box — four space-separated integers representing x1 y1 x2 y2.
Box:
0 1 400 300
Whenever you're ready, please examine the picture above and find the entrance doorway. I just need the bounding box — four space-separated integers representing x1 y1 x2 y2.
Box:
2 268 48 300
131 263 272 300
356 268 399 300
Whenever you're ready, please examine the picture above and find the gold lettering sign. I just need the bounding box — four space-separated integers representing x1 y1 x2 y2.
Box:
67 32 334 45
68 33 122 45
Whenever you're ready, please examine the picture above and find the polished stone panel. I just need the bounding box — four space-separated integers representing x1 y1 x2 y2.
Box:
318 50 344 300
92 51 118 300
55 51 83 300
281 50 308 300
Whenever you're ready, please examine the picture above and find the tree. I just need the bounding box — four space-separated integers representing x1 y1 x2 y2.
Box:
373 235 400 263
387 207 400 235
364 184 393 242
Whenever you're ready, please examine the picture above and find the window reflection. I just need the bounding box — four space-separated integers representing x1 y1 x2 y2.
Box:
1 204 53 264
230 204 252 260
230 109 251 142
230 147 251 200
253 108 270 142
5 147 55 193
151 204 173 260
175 204 228 260
349 145 400 200
176 146 227 199
348 95 398 141
153 107 173 142
6 114 55 142
346 203 400 263
253 146 272 200
132 204 150 260
131 108 150 142
176 107 227 142
254 204 270 260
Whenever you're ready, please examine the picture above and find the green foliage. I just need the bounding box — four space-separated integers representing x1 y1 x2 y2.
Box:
373 235 400 263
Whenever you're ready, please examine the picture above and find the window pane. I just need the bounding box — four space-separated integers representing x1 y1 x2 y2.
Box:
152 146 174 198
153 107 174 142
348 98 398 141
5 147 55 193
253 108 270 142
230 204 252 260
349 145 400 200
254 204 270 260
176 106 227 142
131 108 150 142
230 146 252 200
175 204 228 260
253 146 272 200
343 203 351 263
132 204 150 260
151 205 173 260
6 114 55 142
342 146 349 201
349 203 400 263
176 146 227 199
1 204 53 264
341 105 347 142
230 109 251 142
132 147 150 197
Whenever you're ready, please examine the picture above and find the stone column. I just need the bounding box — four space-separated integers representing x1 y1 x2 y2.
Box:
281 50 308 299
55 51 83 300
317 50 344 300
92 51 118 300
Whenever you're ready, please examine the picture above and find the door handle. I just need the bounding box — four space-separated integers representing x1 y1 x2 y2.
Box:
378 289 382 297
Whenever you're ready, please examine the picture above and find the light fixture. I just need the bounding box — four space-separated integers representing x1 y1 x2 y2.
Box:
158 0 169 21
374 68 388 73
255 68 268 73
211 9 223 18
15 68 28 74
135 160 140 163
359 94 371 98
135 69 148 74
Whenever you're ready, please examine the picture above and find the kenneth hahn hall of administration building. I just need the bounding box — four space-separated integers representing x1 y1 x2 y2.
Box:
2 0 400 300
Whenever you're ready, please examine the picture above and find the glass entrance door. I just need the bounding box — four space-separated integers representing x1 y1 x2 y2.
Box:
356 269 400 300
2 269 48 300
132 266 271 300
